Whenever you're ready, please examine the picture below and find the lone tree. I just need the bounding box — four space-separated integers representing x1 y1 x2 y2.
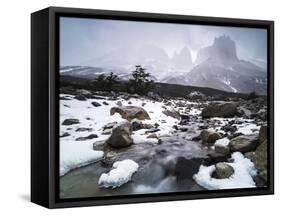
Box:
247 91 258 100
106 72 119 92
129 65 154 95
94 72 119 92
94 74 107 91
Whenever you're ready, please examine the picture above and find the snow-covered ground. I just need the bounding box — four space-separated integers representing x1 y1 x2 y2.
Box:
211 117 260 135
60 91 262 193
60 93 182 176
193 152 257 190
98 159 139 188
60 140 104 176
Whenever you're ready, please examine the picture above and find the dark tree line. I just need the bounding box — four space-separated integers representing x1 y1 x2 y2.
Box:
93 65 154 95
94 72 119 92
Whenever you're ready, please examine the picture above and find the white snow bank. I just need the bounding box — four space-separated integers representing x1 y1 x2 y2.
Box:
236 123 260 135
98 159 139 188
210 117 260 136
189 108 201 116
193 152 257 190
60 140 104 176
214 137 230 147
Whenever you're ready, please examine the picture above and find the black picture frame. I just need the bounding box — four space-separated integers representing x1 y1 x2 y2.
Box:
31 6 274 209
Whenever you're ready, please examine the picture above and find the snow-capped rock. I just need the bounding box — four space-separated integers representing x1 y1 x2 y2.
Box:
98 159 139 188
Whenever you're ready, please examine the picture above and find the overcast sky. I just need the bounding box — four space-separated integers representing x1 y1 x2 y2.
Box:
60 17 267 66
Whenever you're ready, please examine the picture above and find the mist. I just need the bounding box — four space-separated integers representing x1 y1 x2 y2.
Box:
60 16 267 68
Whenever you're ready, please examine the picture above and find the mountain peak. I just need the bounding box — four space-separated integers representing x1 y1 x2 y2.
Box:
171 46 192 70
180 45 190 53
195 35 238 65
213 35 238 61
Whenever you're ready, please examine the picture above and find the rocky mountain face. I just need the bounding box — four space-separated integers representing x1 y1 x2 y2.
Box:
172 46 193 71
164 36 267 95
195 35 238 65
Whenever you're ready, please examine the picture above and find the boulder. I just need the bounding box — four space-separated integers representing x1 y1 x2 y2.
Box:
93 140 106 151
201 103 238 118
215 145 230 155
145 128 160 134
259 125 267 143
102 101 109 105
229 134 259 153
60 132 70 138
131 119 153 131
238 107 252 119
256 109 267 121
75 134 98 141
204 152 228 166
62 118 80 125
162 109 181 120
221 125 237 133
207 133 222 143
214 162 234 179
214 137 230 155
131 120 143 131
92 101 101 107
103 122 118 130
91 95 106 100
199 124 208 130
75 127 93 132
74 94 87 101
248 126 268 187
175 157 205 180
147 133 158 139
200 130 211 143
75 89 93 98
110 106 150 121
200 130 221 144
106 121 133 148
250 139 268 183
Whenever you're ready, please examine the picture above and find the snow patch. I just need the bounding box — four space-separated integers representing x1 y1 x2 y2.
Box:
60 140 104 176
214 137 230 147
222 77 231 85
193 152 257 190
235 122 260 135
189 108 201 116
221 77 237 93
98 159 139 188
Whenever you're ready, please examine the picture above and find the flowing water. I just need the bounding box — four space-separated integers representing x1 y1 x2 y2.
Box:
60 133 210 199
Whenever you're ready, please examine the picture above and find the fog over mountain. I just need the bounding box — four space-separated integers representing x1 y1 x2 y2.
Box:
60 17 267 94
164 35 267 94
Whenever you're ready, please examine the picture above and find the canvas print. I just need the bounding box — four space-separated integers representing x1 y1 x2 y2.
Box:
59 17 268 199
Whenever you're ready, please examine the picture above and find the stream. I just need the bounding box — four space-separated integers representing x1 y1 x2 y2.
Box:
60 134 209 199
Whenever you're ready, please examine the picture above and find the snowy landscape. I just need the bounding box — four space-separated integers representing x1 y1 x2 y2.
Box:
59 17 268 199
